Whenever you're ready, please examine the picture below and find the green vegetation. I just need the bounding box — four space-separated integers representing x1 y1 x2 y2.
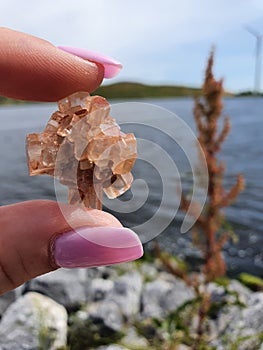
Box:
94 82 203 99
0 95 35 105
236 90 263 97
239 273 263 291
68 315 124 350
0 82 233 104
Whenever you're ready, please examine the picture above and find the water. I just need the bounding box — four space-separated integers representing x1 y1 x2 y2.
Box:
0 97 262 277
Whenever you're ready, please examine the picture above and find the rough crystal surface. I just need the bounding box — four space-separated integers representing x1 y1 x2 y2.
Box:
26 91 137 209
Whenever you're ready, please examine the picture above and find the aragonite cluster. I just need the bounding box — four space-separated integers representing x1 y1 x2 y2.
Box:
26 92 137 210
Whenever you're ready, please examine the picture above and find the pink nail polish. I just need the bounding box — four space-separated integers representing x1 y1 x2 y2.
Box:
54 226 143 268
58 46 123 79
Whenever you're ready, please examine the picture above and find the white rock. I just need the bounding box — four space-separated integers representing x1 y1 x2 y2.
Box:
141 277 194 319
23 268 88 309
211 291 263 349
120 326 149 348
0 292 67 350
107 272 143 318
88 301 123 331
139 262 158 281
176 345 191 350
96 346 129 350
0 290 15 318
90 278 114 301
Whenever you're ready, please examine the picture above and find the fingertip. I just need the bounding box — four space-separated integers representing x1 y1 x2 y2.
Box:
58 46 123 79
0 28 105 101
0 200 127 294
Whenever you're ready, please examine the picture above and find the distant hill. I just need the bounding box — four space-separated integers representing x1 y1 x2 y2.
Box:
236 90 263 97
94 82 202 99
0 82 233 105
0 95 32 105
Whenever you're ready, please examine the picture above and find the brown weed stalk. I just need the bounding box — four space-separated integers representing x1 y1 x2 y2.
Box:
156 50 244 349
186 50 244 349
186 50 244 282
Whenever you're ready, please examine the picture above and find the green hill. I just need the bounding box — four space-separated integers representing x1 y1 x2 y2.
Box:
0 82 233 105
0 95 32 105
94 82 202 99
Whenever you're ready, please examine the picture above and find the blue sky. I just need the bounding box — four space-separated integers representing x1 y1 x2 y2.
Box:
2 0 263 92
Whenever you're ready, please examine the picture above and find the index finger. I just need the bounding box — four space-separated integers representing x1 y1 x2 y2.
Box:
0 28 104 102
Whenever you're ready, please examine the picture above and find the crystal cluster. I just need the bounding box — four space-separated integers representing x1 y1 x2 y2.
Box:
26 92 137 210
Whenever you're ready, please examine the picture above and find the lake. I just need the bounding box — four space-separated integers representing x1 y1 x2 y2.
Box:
0 97 262 277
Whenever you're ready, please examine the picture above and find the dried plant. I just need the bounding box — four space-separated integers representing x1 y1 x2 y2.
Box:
185 50 244 282
156 49 244 349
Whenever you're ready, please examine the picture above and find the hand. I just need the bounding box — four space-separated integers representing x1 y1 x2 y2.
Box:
0 28 143 295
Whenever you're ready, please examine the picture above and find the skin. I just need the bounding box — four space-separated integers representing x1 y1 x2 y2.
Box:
0 27 104 101
0 28 123 295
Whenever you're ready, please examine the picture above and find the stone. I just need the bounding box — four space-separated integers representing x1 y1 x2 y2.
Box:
107 272 143 319
176 346 191 350
120 327 149 349
139 262 158 281
88 301 124 332
22 268 88 311
90 278 114 302
227 279 252 303
86 266 119 280
210 291 263 349
141 277 195 319
26 92 137 209
68 301 124 350
0 292 67 350
0 344 37 350
96 346 129 350
208 279 251 305
0 290 16 319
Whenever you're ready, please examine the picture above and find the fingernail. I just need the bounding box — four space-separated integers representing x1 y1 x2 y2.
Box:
54 226 143 268
58 46 123 79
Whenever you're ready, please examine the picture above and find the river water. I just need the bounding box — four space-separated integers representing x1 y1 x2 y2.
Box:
0 97 262 277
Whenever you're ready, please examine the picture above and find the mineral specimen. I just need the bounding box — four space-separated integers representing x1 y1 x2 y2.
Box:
26 92 137 210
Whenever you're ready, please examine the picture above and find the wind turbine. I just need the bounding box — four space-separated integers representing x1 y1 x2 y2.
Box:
245 26 263 94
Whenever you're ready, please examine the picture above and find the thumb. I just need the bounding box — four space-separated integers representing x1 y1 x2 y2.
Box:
0 200 143 295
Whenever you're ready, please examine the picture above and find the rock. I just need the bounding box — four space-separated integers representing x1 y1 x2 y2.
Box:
176 345 191 350
88 301 124 332
107 272 143 318
0 290 16 319
228 279 251 300
87 266 119 280
139 262 158 281
120 326 149 349
210 291 263 349
68 302 124 350
207 279 251 308
96 346 129 350
23 268 88 310
141 277 195 319
90 278 114 302
0 344 41 350
0 292 67 350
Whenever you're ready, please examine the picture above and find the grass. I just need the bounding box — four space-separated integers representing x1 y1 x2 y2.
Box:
0 82 233 105
93 82 203 99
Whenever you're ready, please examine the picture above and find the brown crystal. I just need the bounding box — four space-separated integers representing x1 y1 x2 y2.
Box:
103 173 133 199
26 91 137 210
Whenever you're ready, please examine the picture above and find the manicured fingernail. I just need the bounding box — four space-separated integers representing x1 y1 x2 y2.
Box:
58 46 123 79
54 226 143 268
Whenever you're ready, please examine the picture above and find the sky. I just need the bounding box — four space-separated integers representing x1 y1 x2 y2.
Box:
2 0 263 92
